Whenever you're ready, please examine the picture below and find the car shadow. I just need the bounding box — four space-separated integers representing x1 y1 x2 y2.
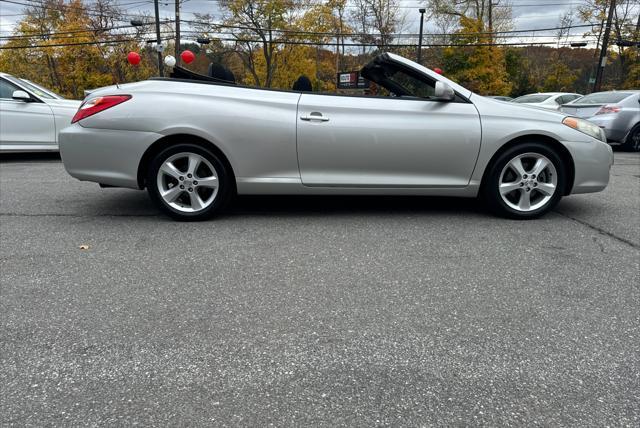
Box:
230 194 485 218
65 189 487 220
0 152 61 162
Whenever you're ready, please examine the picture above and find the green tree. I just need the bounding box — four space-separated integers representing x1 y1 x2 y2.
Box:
542 61 578 92
504 49 536 97
442 17 511 95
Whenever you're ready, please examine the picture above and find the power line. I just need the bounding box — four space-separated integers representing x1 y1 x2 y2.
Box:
0 26 599 42
0 0 149 20
0 28 599 49
0 36 141 48
181 18 600 39
4 0 630 51
1 3 603 42
0 22 144 39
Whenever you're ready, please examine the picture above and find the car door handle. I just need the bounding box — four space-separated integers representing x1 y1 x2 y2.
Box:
300 113 329 122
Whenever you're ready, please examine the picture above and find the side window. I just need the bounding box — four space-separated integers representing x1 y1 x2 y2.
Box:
387 69 436 98
0 78 20 99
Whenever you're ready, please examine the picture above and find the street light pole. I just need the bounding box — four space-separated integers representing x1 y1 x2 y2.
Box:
488 1 493 37
175 0 181 66
593 0 616 92
417 8 426 64
153 0 164 76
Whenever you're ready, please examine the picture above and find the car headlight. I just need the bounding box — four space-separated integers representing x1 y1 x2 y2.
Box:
562 117 606 142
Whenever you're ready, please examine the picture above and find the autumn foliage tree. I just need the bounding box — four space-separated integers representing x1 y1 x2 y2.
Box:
442 17 512 95
0 0 635 97
0 0 155 98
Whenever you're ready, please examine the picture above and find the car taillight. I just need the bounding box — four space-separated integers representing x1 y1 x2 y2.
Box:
72 95 132 123
595 105 621 115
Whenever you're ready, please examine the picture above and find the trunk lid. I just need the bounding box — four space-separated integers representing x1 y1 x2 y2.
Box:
559 103 603 118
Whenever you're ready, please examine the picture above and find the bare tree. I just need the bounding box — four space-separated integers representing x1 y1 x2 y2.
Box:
348 0 403 52
214 0 301 87
426 0 513 42
556 10 574 48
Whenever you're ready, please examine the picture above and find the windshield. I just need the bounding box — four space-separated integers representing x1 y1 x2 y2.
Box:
360 56 439 99
20 78 64 99
574 92 632 104
513 94 552 103
5 76 63 99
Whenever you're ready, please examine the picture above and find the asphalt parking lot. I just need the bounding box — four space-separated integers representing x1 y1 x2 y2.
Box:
1 152 638 426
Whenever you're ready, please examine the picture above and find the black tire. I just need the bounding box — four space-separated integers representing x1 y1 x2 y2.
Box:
146 143 232 221
482 142 566 220
622 125 640 152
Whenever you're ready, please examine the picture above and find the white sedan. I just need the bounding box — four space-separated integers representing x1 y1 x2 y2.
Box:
0 73 80 152
512 92 583 110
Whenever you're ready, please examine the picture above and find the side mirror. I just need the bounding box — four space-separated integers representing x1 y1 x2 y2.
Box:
12 90 32 102
434 81 455 101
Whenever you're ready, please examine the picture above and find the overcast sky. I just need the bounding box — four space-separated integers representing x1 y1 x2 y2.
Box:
0 0 630 47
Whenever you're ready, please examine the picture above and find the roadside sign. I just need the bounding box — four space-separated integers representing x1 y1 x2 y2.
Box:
337 71 370 89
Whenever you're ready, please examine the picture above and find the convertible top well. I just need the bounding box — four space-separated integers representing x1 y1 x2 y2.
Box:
169 65 236 85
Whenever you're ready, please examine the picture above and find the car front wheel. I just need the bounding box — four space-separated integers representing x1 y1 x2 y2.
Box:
146 144 231 220
483 143 566 219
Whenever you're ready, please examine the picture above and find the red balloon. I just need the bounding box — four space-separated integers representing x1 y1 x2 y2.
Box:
127 51 141 66
181 50 195 64
434 67 443 75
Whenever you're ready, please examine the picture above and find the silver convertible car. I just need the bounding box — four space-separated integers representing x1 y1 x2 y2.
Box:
59 53 613 221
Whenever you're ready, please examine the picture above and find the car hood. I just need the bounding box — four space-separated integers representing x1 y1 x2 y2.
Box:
559 104 603 118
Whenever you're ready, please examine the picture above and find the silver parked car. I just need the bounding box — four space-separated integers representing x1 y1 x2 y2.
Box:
512 92 583 110
559 91 640 152
59 53 613 221
0 73 80 152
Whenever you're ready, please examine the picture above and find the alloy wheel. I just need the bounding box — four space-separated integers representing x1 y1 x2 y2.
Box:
156 152 219 212
498 152 558 212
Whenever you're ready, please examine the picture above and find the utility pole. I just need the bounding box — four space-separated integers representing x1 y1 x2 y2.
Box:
315 46 320 90
488 1 492 30
336 31 340 75
153 0 164 76
488 0 493 43
417 8 425 64
175 0 181 65
636 13 640 61
594 0 616 92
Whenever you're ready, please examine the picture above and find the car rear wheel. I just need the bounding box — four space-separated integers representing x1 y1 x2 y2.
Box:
146 144 231 220
482 143 566 219
623 125 640 152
